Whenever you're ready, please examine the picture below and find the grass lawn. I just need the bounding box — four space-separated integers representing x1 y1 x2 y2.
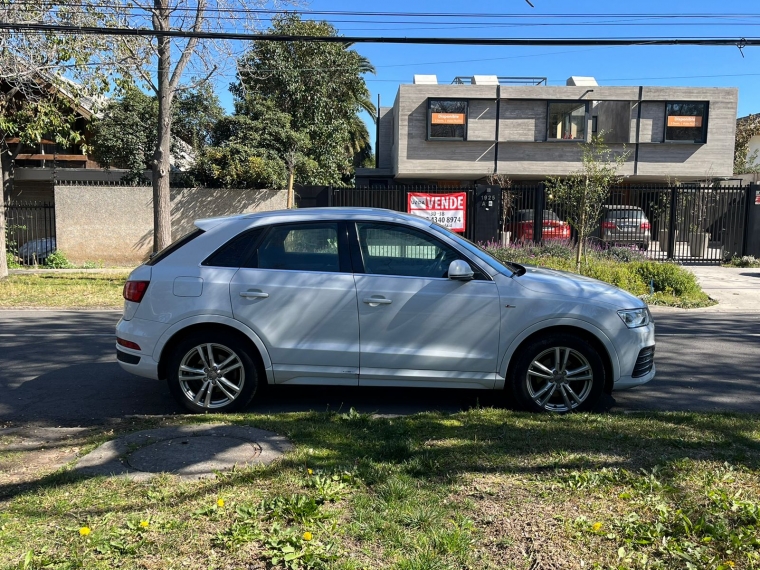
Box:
1 411 759 569
0 272 129 309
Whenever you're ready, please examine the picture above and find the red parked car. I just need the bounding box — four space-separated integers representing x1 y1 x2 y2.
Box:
511 209 571 241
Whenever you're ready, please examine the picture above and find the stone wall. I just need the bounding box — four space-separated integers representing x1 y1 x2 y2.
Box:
54 185 286 265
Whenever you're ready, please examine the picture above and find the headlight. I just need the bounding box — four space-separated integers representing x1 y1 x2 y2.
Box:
617 308 650 328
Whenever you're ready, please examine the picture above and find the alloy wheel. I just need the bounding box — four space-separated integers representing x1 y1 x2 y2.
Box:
525 346 594 412
177 343 245 409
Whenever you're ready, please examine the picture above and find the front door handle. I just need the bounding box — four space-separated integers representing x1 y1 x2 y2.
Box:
240 290 269 299
363 296 392 306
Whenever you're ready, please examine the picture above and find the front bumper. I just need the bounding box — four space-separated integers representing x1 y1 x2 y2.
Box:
614 364 656 389
612 320 655 390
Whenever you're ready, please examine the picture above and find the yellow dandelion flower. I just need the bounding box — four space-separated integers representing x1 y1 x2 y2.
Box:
303 531 313 541
307 468 313 475
592 522 603 531
217 498 225 508
140 520 149 528
79 526 91 536
726 563 735 568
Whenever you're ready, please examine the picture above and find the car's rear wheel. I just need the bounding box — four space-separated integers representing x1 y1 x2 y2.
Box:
167 330 259 413
511 334 605 413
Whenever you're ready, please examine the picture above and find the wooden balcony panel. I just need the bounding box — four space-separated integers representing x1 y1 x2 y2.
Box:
15 154 88 161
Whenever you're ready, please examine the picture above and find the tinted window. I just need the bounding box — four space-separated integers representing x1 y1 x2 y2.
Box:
428 99 467 140
665 102 708 143
357 223 464 279
257 223 340 272
146 228 204 266
516 210 560 222
548 102 587 141
202 228 264 268
606 209 645 220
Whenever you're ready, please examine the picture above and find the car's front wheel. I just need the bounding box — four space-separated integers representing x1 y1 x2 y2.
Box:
511 334 605 413
167 330 259 413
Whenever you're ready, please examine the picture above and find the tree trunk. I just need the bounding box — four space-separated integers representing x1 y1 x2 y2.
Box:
0 152 10 279
151 1 173 253
287 168 295 209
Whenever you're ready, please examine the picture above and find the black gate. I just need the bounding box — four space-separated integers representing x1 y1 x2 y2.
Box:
502 184 749 262
4 201 57 265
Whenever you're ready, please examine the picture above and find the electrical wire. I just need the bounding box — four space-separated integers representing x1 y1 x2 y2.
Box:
4 22 760 47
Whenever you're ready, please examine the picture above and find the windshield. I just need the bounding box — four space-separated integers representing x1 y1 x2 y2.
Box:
428 223 518 275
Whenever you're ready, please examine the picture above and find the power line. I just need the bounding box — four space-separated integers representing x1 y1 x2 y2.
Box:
7 3 760 19
3 22 760 48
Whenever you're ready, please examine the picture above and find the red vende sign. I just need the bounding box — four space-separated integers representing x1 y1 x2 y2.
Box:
407 192 467 232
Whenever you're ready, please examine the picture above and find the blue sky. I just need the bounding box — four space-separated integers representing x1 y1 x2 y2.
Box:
216 0 760 145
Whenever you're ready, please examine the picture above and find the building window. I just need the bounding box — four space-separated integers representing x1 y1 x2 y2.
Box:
665 102 708 143
547 102 588 141
428 99 467 140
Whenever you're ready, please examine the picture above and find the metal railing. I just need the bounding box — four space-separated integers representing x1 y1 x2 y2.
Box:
4 201 57 265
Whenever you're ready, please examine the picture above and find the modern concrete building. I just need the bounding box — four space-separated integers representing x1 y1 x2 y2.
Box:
357 75 739 186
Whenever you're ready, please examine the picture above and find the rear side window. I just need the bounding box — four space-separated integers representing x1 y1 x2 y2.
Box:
257 223 340 272
202 228 265 268
146 228 204 266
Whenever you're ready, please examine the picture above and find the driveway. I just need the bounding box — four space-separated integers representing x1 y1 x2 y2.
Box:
1 306 758 427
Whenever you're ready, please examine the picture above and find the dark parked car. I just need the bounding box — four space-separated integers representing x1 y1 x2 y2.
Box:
511 209 571 242
601 206 651 250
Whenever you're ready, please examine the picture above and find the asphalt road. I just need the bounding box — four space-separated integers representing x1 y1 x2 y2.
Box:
1 308 758 427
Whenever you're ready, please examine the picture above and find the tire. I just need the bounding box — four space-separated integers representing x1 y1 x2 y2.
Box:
167 330 259 413
510 333 605 413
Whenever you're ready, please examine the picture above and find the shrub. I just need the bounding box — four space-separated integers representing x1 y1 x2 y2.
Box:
594 245 648 263
44 251 75 269
631 261 702 296
724 255 760 268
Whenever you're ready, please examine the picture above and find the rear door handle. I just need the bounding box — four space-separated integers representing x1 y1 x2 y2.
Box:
363 297 392 305
240 290 269 299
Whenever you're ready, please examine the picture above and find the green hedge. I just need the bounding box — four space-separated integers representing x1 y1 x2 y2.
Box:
484 243 713 308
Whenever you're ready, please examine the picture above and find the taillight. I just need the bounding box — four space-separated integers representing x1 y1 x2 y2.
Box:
123 280 150 303
640 222 651 230
117 337 141 350
602 222 616 229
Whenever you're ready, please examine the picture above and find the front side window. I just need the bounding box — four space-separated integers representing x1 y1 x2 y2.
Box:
665 102 708 143
356 222 479 279
257 223 340 272
428 99 468 140
548 102 587 141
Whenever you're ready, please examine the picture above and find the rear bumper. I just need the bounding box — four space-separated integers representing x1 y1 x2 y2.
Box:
116 345 160 379
116 316 163 380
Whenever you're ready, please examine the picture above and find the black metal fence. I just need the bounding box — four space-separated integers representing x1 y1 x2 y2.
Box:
4 201 57 265
501 184 749 262
317 183 752 263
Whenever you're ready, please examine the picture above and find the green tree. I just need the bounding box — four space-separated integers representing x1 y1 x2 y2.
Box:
193 96 315 191
232 13 375 186
90 87 158 184
547 135 630 271
90 84 223 183
0 1 120 278
173 83 225 153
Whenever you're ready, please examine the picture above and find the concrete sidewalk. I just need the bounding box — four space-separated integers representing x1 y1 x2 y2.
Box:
685 265 760 312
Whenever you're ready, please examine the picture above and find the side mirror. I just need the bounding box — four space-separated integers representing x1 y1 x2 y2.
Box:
448 260 474 281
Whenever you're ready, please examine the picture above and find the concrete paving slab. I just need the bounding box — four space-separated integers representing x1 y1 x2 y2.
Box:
684 266 760 312
74 424 292 481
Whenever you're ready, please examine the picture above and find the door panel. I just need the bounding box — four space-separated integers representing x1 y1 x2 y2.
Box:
355 277 500 388
230 269 359 384
229 221 359 385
